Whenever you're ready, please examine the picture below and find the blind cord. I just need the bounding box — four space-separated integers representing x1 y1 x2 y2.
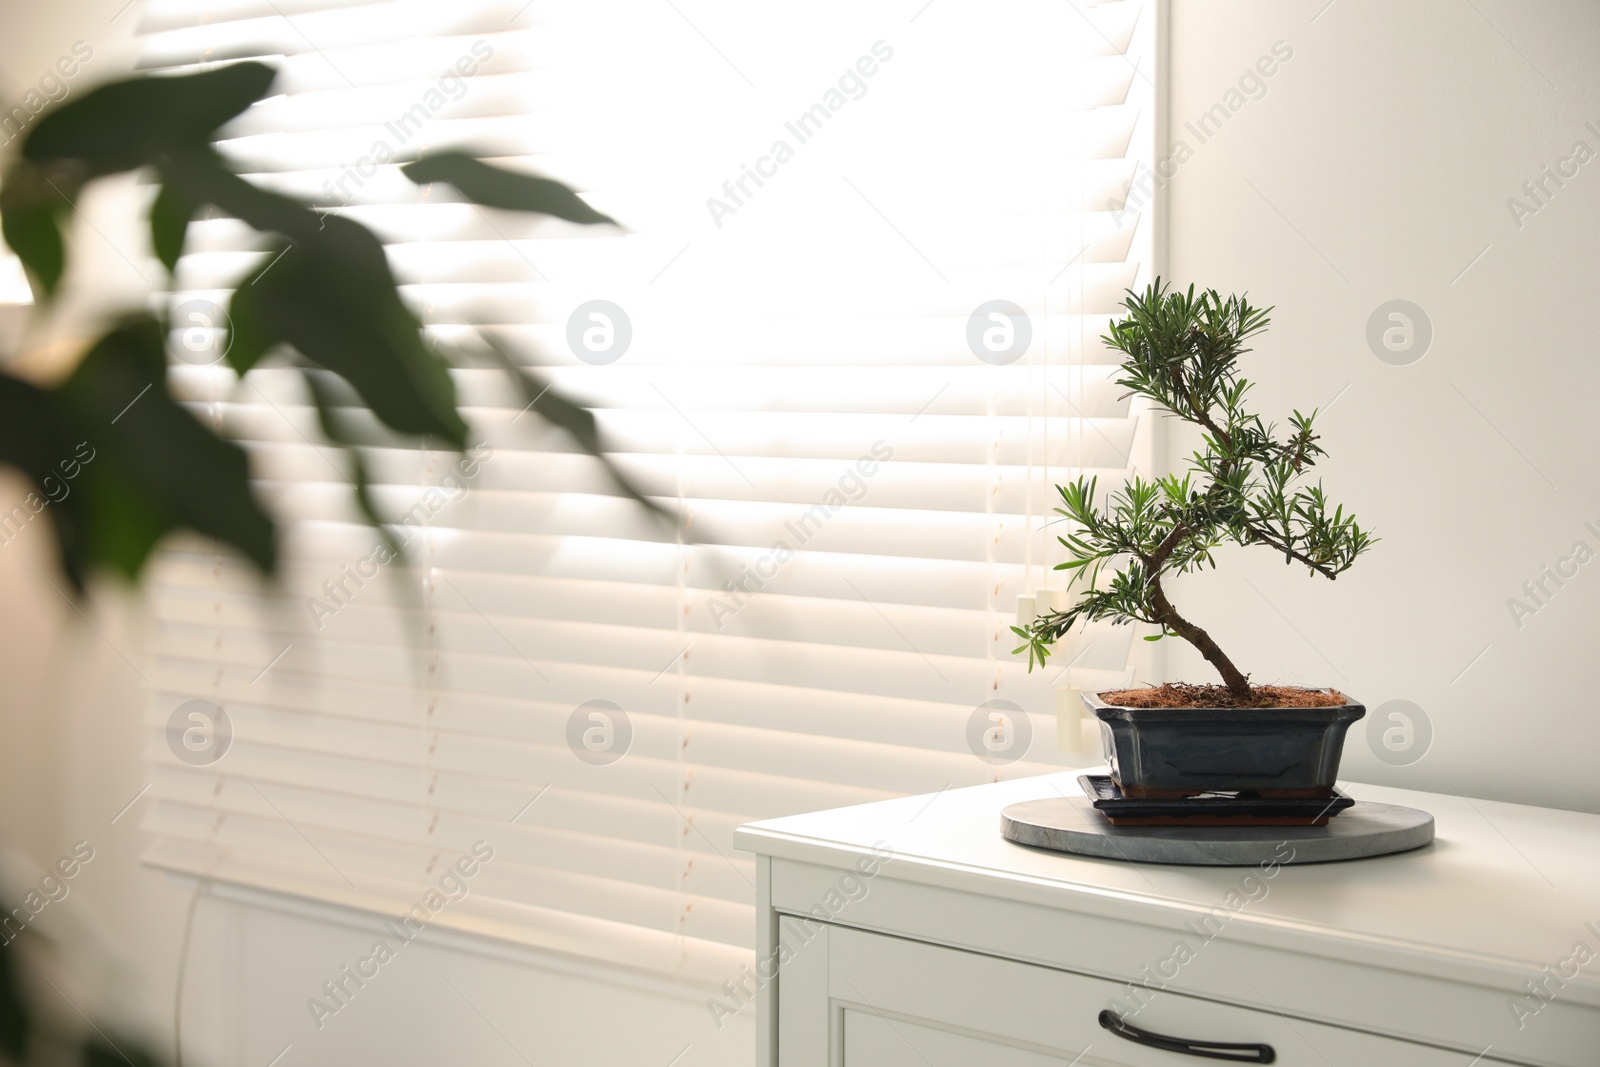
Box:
171 877 204 1067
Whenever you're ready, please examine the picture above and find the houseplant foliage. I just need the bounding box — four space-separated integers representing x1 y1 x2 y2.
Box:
0 62 649 591
0 932 160 1067
1012 280 1375 705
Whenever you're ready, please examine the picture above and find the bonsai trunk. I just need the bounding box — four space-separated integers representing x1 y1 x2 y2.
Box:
1147 574 1251 702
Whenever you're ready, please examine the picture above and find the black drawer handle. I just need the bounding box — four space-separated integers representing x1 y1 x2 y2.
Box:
1098 1010 1276 1063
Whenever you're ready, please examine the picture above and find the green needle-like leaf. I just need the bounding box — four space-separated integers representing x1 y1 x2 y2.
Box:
1015 278 1375 684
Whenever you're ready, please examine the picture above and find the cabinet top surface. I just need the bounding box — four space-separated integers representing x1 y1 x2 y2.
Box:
735 772 1600 997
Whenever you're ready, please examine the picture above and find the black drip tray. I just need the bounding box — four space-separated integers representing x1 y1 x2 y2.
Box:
1078 775 1354 827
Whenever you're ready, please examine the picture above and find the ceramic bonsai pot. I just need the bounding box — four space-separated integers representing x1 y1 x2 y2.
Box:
1085 690 1366 799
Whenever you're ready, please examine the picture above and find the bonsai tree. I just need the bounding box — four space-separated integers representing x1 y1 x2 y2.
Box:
1012 280 1375 705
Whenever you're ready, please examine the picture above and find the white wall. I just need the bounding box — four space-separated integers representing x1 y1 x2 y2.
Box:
1164 0 1600 812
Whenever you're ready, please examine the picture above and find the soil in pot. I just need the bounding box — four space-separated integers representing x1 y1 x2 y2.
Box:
1099 683 1348 710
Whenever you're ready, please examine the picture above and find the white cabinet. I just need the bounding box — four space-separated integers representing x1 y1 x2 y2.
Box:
735 774 1600 1067
783 925 1469 1065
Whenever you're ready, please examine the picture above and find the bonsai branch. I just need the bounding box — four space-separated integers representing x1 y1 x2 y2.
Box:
1146 572 1251 700
1013 280 1376 691
1145 522 1191 571
1242 526 1347 577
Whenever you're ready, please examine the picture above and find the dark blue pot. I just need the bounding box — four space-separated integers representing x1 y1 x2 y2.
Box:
1085 690 1366 798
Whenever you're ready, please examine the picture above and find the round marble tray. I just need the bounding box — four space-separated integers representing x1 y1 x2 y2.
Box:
1000 796 1434 866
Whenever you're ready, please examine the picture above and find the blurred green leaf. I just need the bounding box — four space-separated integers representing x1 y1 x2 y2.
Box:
0 917 29 1059
82 1035 161 1067
24 62 276 171
301 370 404 563
0 376 91 587
479 333 670 526
223 243 278 377
402 153 615 225
229 219 467 446
74 456 175 580
0 160 81 299
58 317 276 575
168 147 319 243
150 177 199 273
0 63 650 594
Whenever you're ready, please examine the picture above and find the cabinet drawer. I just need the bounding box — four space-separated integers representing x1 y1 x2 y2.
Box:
779 923 1482 1066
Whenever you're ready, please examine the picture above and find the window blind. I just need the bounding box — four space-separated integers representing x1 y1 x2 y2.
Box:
138 0 1158 985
